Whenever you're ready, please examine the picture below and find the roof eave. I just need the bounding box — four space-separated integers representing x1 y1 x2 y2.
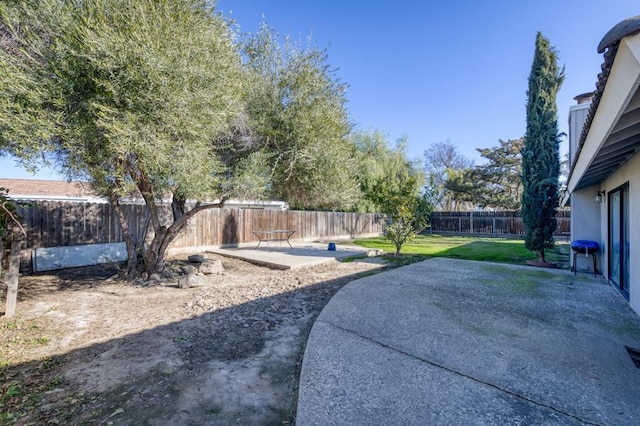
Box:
568 27 640 193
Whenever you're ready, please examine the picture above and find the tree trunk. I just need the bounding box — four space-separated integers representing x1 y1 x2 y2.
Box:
143 200 225 275
124 160 228 278
143 227 165 275
109 192 138 277
172 195 187 221
538 249 546 264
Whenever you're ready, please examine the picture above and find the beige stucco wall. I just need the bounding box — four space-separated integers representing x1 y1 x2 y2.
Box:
600 151 640 315
570 184 603 273
568 102 591 165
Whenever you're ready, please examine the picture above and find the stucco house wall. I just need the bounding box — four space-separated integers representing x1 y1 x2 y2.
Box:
570 184 602 273
571 154 640 311
565 16 640 316
597 152 640 312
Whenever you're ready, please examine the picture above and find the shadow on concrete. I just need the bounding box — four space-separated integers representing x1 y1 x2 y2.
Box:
297 257 640 425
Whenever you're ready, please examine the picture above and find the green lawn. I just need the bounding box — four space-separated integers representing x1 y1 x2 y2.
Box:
354 234 570 267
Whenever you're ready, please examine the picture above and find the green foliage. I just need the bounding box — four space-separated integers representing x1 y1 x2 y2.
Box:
366 154 432 255
445 138 524 210
242 23 359 211
227 149 272 201
0 4 59 163
0 0 245 274
350 130 424 213
350 130 389 213
347 130 435 254
381 207 429 257
522 32 564 262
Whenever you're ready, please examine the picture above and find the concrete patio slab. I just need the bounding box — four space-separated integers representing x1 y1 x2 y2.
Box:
207 242 371 269
297 257 640 425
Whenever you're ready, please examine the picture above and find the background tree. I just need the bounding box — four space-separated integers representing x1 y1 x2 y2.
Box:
226 149 272 201
350 130 423 213
475 138 524 209
350 129 391 213
365 139 431 255
445 138 524 210
241 23 359 211
423 140 473 211
369 178 431 256
0 0 245 276
442 168 479 208
521 32 564 263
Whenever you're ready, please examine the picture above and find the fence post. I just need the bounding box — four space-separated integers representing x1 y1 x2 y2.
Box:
470 211 473 234
4 238 22 317
493 215 496 236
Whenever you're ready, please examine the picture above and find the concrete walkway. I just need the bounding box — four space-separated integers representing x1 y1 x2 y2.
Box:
297 258 640 425
207 242 371 269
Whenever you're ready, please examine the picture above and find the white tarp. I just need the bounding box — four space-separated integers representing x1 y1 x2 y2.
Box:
33 242 127 272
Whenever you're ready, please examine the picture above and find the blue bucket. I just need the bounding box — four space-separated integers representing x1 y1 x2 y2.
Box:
328 242 336 251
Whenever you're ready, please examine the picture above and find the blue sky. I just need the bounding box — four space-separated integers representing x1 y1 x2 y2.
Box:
1 0 638 179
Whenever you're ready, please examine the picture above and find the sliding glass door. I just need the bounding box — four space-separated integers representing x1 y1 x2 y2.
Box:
609 183 630 298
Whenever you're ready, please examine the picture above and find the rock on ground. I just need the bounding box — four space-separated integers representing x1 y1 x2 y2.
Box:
178 273 207 289
199 259 223 275
188 254 207 263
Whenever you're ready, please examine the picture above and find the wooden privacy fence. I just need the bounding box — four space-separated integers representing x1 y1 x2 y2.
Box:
15 201 385 251
429 210 570 237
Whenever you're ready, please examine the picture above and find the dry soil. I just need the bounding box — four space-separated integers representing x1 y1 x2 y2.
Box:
0 252 389 425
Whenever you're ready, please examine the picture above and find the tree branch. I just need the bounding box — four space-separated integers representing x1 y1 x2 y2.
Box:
0 202 26 238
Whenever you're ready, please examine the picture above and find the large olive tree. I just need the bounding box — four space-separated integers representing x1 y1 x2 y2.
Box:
0 0 245 276
241 23 360 211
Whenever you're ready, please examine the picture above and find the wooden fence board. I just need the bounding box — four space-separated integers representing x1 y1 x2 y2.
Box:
14 203 574 262
15 202 555 253
430 210 570 236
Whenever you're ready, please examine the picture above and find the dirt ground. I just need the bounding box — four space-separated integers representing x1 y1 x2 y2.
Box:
0 252 390 425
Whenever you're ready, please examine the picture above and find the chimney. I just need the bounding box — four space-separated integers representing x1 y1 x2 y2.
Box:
568 92 594 164
574 92 593 104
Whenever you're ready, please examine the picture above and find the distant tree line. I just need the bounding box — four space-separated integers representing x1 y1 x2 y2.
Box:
422 138 526 212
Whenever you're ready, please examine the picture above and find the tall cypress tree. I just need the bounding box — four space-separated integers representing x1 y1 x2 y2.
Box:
522 32 564 263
